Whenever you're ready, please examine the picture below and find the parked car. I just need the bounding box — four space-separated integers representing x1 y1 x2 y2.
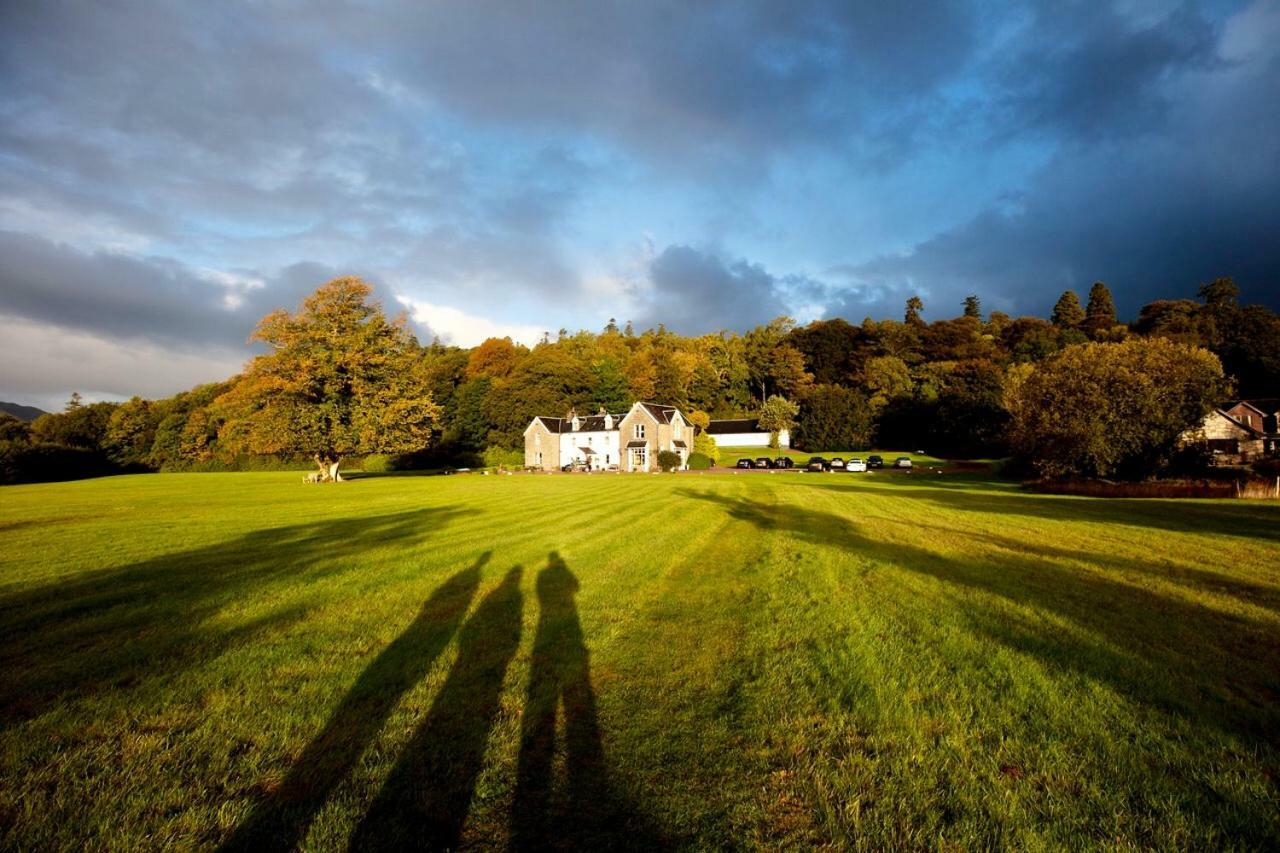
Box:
893 456 913 469
806 456 829 472
733 458 752 469
867 455 884 469
754 457 772 469
846 458 867 472
829 457 846 470
773 456 794 469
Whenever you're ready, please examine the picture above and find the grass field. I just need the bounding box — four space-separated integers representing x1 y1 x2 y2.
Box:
1 471 1278 849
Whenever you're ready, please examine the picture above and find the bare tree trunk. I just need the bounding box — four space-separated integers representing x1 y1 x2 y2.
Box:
313 453 343 482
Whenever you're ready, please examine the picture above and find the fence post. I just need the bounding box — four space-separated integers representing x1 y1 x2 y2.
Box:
1274 475 1279 499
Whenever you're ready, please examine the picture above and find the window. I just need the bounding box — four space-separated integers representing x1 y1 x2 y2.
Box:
632 447 647 469
535 433 541 447
634 423 646 439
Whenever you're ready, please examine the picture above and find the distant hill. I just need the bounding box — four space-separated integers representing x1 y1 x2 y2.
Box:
0 401 48 422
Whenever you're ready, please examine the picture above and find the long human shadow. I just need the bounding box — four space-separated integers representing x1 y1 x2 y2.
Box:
0 507 465 725
218 554 487 851
349 565 524 850
511 552 659 851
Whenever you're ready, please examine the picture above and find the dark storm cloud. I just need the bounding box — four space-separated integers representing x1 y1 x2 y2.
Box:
0 230 412 348
830 8 1280 322
0 0 1277 390
991 4 1220 141
633 245 799 334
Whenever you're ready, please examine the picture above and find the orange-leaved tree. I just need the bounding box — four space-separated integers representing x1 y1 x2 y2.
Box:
215 277 440 481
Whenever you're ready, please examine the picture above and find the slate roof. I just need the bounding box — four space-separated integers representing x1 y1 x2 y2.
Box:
706 418 761 435
637 402 679 424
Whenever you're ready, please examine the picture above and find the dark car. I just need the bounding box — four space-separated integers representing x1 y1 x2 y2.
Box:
754 457 772 469
735 458 753 469
806 456 829 472
829 457 846 470
867 455 884 469
773 456 794 469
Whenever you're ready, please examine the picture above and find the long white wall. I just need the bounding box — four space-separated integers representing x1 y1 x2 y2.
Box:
713 429 790 448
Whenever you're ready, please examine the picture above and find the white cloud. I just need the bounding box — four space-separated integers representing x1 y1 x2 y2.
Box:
396 297 547 347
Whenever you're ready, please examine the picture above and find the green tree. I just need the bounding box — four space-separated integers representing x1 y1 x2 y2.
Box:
863 355 913 409
1084 281 1117 338
104 397 159 467
794 384 873 451
757 394 800 450
1005 338 1228 478
905 296 925 327
215 277 441 481
1197 276 1240 308
963 295 982 319
1051 290 1085 328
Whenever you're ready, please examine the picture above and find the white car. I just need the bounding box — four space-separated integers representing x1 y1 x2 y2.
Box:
846 458 867 472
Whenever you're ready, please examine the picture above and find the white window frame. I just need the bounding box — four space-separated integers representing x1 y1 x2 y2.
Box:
634 423 646 439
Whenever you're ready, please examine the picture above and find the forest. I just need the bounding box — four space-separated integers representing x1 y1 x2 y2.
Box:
1 276 1276 484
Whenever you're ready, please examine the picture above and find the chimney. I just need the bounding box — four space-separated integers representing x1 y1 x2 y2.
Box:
568 408 580 431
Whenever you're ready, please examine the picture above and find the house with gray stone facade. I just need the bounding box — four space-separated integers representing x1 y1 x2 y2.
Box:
524 402 696 472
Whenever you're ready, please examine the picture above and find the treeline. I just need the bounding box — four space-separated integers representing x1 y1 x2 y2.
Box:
2 276 1276 484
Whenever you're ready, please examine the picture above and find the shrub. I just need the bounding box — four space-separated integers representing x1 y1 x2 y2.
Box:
692 431 719 465
687 452 712 470
656 450 682 472
361 453 395 473
482 445 524 470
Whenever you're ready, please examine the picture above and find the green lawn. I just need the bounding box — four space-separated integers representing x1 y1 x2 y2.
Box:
1 471 1277 849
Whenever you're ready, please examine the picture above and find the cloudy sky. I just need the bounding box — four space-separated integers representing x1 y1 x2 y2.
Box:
2 1 1278 409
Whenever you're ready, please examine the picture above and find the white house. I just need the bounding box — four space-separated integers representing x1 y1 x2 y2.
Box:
705 418 790 448
525 402 696 471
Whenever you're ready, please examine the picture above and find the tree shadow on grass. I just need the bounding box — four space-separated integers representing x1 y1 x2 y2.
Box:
0 507 466 725
795 477 1280 542
218 554 487 851
680 488 1280 842
348 565 525 850
678 489 1280 746
511 552 662 851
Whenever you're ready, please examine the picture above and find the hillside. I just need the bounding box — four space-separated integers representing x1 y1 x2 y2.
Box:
0 401 47 422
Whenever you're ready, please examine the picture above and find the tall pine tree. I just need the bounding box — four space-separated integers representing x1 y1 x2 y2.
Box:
1085 281 1117 338
1051 290 1085 327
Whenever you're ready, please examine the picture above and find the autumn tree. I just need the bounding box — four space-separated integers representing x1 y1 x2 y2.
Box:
215 277 441 481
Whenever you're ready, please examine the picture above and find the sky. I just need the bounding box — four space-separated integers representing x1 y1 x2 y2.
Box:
2 0 1278 410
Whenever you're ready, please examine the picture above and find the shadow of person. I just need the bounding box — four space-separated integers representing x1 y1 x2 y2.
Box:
511 553 658 851
218 553 487 852
349 564 524 850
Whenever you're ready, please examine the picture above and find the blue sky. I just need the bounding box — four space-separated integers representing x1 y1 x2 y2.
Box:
1 0 1278 408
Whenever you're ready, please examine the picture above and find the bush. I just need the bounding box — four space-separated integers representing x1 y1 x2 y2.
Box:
361 453 396 473
656 450 682 472
687 452 712 470
482 445 524 470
